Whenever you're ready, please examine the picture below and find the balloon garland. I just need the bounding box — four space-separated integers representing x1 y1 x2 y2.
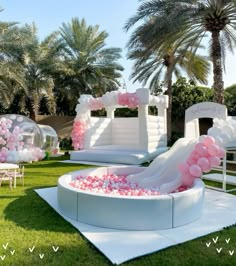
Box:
72 92 140 150
178 136 225 187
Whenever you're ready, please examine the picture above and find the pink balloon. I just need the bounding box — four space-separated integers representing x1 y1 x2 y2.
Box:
202 136 215 147
208 156 221 167
208 144 220 156
1 150 7 156
193 153 201 160
178 162 190 174
189 164 202 177
197 157 210 172
195 143 208 157
181 173 194 187
186 157 196 165
203 165 212 173
217 148 225 158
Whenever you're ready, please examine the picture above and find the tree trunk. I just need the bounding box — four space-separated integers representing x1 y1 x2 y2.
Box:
166 66 172 143
29 107 36 121
211 31 224 104
28 100 37 121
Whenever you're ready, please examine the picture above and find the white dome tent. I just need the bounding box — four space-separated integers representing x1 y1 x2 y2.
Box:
38 124 58 153
0 114 45 163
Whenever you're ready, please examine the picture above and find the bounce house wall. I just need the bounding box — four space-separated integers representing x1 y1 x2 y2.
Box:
112 118 139 147
84 117 112 148
84 115 167 150
147 116 167 150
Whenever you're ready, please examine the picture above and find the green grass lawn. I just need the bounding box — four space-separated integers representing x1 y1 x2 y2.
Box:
0 156 236 265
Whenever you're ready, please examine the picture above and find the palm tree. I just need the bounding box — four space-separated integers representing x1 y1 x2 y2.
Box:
125 0 236 104
0 19 27 110
9 24 61 120
56 18 123 107
127 36 210 140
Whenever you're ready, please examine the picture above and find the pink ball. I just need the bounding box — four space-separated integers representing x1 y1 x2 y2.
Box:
189 164 202 177
208 144 220 156
197 157 210 172
195 143 208 157
208 156 221 167
202 136 215 147
178 162 190 174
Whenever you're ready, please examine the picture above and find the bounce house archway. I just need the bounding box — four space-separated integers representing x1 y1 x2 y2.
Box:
184 102 227 140
70 88 169 164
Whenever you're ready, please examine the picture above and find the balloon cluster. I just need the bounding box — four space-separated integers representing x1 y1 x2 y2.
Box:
118 92 139 108
0 116 45 163
71 120 87 150
88 98 104 110
208 118 236 147
178 136 225 187
72 91 141 150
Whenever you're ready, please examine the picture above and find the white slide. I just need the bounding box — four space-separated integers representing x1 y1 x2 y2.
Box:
127 138 197 193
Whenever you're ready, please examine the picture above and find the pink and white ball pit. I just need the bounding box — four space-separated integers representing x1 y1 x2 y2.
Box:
58 167 204 230
0 114 45 163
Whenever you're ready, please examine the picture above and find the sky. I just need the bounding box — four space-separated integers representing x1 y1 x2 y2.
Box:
1 0 236 92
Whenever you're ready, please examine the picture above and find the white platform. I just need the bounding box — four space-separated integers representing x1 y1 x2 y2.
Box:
70 146 168 165
203 173 236 185
35 187 236 264
60 160 136 167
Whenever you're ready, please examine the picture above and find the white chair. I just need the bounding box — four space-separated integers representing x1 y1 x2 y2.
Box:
8 165 25 186
0 170 13 190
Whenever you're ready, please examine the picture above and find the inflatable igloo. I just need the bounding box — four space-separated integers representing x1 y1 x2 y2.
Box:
0 114 45 163
38 124 58 153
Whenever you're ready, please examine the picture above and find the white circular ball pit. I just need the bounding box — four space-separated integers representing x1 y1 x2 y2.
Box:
57 167 205 230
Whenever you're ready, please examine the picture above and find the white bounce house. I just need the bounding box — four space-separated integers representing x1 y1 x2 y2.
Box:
70 88 169 164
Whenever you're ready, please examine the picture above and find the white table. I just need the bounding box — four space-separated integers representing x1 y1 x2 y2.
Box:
0 163 19 188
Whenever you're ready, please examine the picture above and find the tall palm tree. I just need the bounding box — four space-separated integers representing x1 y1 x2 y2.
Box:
9 24 61 120
56 18 123 106
0 19 27 110
125 0 236 104
127 36 210 140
